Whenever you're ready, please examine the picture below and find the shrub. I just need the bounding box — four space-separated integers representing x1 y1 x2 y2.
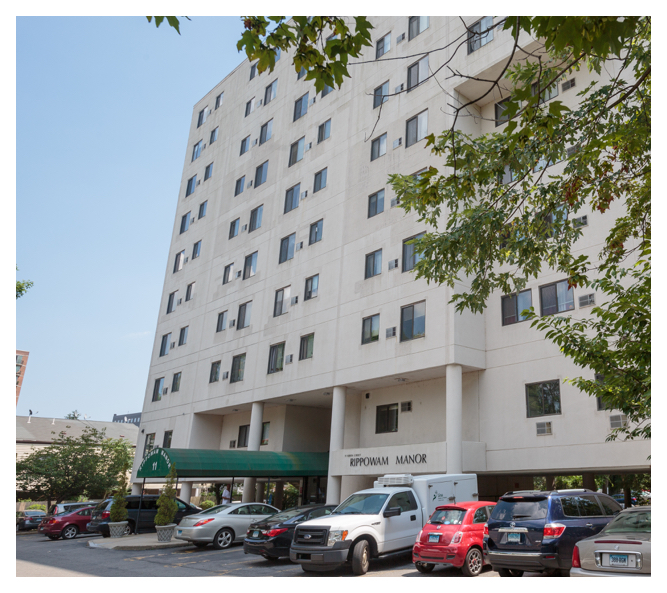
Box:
155 464 178 526
200 500 215 510
27 504 46 512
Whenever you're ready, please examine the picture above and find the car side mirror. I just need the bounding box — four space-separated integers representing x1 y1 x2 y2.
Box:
383 507 402 518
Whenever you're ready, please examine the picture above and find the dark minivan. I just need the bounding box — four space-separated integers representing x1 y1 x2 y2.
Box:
87 495 199 536
484 489 622 576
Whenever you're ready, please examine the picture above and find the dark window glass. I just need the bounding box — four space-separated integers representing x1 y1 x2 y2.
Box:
559 497 580 517
525 380 562 418
215 93 223 109
402 233 425 271
468 16 494 54
159 333 171 356
204 163 213 180
237 425 249 447
231 354 246 383
495 98 510 126
473 507 488 523
491 499 548 521
293 93 308 121
598 496 622 516
273 287 290 317
245 99 253 117
192 240 201 259
374 82 389 108
249 205 263 232
186 175 197 196
209 361 221 383
235 176 245 196
254 161 268 187
197 109 205 127
249 63 256 80
408 16 429 40
540 280 574 316
243 252 258 279
299 334 314 360
388 491 418 511
304 275 319 300
143 434 155 456
401 301 426 341
318 119 331 143
268 343 285 374
264 80 277 104
166 291 177 314
362 314 380 344
223 263 234 285
376 403 398 433
198 201 207 218
279 234 296 264
192 141 202 161
406 110 427 147
368 190 385 217
180 212 190 234
577 496 604 516
365 249 382 278
171 372 181 393
321 84 333 97
260 119 273 144
216 311 228 333
376 33 390 59
502 290 532 325
261 422 270 445
178 326 188 346
237 302 252 329
314 168 327 192
210 127 218 143
407 56 428 90
240 136 250 155
371 134 387 160
229 218 240 239
163 430 173 449
284 183 300 213
289 138 305 167
152 377 164 402
297 67 306 80
309 220 323 244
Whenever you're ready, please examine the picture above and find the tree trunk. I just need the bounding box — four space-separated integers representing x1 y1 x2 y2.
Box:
623 486 633 508
214 483 222 505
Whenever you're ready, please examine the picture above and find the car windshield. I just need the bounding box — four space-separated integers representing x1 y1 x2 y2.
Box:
94 500 111 512
263 508 305 522
333 493 389 515
430 509 466 525
199 504 231 515
491 498 548 521
603 510 651 534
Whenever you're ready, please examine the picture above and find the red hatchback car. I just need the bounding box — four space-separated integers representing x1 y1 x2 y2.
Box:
38 506 95 540
413 501 496 576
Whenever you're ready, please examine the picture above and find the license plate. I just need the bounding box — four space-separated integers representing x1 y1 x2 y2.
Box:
428 533 440 543
507 532 521 544
609 554 628 567
177 530 182 536
253 530 260 538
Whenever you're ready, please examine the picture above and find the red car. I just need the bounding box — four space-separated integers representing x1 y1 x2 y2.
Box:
413 501 497 576
38 506 95 540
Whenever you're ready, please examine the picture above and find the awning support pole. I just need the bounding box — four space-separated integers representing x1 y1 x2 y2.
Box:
136 478 146 535
231 477 235 502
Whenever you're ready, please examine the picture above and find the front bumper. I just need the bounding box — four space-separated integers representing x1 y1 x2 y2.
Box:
413 542 466 567
244 538 289 558
289 541 353 569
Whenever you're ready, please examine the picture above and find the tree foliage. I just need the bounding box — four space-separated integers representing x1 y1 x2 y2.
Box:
64 410 81 420
145 16 189 35
16 266 33 299
154 464 178 526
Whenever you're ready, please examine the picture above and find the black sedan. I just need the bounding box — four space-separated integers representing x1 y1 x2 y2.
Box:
17 510 46 531
244 504 336 560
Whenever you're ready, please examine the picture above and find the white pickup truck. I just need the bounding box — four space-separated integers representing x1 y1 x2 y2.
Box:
289 473 478 574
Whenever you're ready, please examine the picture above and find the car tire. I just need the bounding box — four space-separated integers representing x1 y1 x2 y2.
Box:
102 532 110 538
48 535 60 540
62 525 79 540
352 540 370 575
461 547 483 577
193 542 209 548
415 562 435 573
122 522 134 537
213 528 234 550
498 568 524 577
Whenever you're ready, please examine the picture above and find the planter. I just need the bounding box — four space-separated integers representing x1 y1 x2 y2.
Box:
155 523 177 542
108 521 129 538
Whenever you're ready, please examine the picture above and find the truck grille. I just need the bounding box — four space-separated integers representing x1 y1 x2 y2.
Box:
294 526 328 545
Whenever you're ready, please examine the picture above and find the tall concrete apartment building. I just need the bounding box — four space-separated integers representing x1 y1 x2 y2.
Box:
130 16 650 504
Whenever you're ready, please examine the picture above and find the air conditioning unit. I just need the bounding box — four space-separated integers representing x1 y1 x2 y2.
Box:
177 298 182 305
285 354 293 364
203 143 206 149
185 257 189 262
301 191 308 199
241 224 248 232
170 342 176 349
222 371 229 380
197 180 201 185
229 319 236 328
229 440 236 448
252 138 258 146
610 414 628 429
257 99 263 106
393 138 402 149
401 401 412 412
163 387 168 395
388 259 399 270
298 241 304 250
396 33 405 44
536 421 552 435
390 198 400 208
291 296 298 305
248 180 253 187
386 327 397 338
395 83 404 93
579 294 595 307
309 96 317 105
573 215 588 228
562 78 576 91
191 217 195 224
305 142 312 151
236 270 242 278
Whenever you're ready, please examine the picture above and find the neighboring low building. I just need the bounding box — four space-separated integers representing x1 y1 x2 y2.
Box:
112 412 142 426
16 350 29 405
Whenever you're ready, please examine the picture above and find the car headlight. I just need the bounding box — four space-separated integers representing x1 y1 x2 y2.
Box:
327 529 348 546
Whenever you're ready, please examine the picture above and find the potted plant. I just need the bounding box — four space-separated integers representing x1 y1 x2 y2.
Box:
154 464 178 542
108 471 130 538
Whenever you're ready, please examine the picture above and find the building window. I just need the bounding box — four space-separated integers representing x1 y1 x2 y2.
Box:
309 219 323 244
402 232 425 272
210 127 218 143
245 98 254 117
371 134 387 161
237 424 250 447
540 280 575 316
163 430 173 449
264 79 277 104
299 334 314 360
401 301 426 341
532 81 559 104
255 161 268 187
173 250 185 273
321 83 333 97
468 16 494 54
260 119 273 145
294 93 309 121
159 333 171 357
284 183 301 214
376 403 398 433
279 233 296 264
240 136 250 155
368 190 385 218
249 63 257 80
297 67 306 80
376 32 391 58
313 168 327 192
268 343 285 374
365 249 382 279
223 263 234 285
204 162 213 180
178 326 188 346
318 119 331 143
192 140 202 162
229 218 240 239
216 311 228 333
209 361 221 383
186 175 197 196
289 137 305 167
192 240 202 259
198 201 207 219
171 372 181 393
231 354 246 383
274 286 290 317
502 290 532 325
526 380 562 418
185 282 195 302
144 433 155 456
407 55 429 90
237 301 252 329
152 377 164 402
243 252 258 279
197 108 207 128
495 98 510 127
235 176 245 196
215 93 223 109
261 422 270 445
180 212 191 234
304 275 319 300
362 314 380 344
374 81 389 109
249 205 263 232
408 16 429 40
166 291 177 314
406 110 428 147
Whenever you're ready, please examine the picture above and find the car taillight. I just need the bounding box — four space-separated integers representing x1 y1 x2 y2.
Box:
101 511 110 520
451 531 463 544
543 523 566 538
48 519 58 525
571 544 581 568
264 528 288 538
483 524 488 536
193 518 215 527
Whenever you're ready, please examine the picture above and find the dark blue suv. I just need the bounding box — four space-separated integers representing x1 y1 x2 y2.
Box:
484 489 622 576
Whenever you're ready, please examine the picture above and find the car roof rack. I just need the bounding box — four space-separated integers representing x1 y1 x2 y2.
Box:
552 489 596 493
502 490 545 496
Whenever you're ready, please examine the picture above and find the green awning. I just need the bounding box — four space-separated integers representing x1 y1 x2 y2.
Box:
137 448 329 479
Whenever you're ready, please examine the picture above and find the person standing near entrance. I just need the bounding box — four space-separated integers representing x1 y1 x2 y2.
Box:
222 484 231 504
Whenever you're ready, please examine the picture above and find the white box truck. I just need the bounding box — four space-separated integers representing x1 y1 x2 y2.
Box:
289 473 478 574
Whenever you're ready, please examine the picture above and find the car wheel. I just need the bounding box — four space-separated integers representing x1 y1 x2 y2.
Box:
498 568 524 577
213 528 234 550
122 522 134 537
102 532 110 538
461 547 483 577
62 525 79 540
193 542 209 548
415 562 435 573
352 540 370 575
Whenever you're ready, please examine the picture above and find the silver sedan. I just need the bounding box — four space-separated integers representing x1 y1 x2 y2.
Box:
175 503 279 549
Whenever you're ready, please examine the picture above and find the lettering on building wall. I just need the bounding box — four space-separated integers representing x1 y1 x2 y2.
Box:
350 456 389 467
346 452 427 467
395 454 427 465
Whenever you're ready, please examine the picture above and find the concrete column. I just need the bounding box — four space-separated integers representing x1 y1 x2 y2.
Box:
326 386 346 504
131 483 142 495
583 473 596 491
243 402 265 502
446 364 463 474
274 481 284 509
180 482 192 504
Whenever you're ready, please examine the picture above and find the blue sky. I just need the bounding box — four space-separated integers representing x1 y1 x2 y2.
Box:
16 16 248 420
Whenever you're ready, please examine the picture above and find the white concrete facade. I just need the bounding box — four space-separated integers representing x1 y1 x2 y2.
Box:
131 17 650 503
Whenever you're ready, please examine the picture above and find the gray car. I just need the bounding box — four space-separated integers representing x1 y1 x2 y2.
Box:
571 506 651 576
175 503 279 549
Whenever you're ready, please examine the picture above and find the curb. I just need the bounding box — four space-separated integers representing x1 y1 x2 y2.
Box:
87 540 190 551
